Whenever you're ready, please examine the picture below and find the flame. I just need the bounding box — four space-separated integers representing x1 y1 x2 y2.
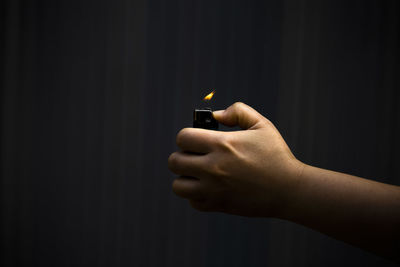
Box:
203 90 216 101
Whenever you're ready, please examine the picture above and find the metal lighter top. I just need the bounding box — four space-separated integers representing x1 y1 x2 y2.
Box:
193 108 219 130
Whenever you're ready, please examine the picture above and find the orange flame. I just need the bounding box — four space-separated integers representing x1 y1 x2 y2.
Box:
203 90 216 101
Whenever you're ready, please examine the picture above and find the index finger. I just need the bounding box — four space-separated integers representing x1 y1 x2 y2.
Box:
176 128 219 154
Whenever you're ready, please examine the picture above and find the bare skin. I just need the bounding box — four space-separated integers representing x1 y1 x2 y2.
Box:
168 102 400 261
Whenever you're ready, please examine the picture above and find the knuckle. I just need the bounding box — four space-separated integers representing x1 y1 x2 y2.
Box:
172 179 183 196
206 161 219 175
232 101 245 110
176 128 190 147
216 134 234 153
168 152 180 172
206 159 228 178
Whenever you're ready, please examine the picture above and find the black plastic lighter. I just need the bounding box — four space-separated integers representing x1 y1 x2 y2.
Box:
193 108 219 130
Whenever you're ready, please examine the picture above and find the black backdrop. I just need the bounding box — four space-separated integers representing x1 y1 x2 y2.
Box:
1 0 399 266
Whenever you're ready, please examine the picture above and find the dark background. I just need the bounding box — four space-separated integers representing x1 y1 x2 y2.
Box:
1 0 399 266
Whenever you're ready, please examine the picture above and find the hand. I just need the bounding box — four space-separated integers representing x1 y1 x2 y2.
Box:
168 102 400 260
168 102 304 217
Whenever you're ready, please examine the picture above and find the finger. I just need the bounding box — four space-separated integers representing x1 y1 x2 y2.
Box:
189 199 218 212
212 102 265 130
168 151 207 177
176 128 219 154
172 176 204 200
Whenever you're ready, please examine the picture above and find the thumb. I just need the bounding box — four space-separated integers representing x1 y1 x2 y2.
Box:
213 102 265 130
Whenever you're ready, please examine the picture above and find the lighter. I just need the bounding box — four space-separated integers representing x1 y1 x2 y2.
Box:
193 108 218 129
193 90 219 130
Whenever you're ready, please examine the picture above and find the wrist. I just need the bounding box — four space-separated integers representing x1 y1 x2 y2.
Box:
274 158 307 220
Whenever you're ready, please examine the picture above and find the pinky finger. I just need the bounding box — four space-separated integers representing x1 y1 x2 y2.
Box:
189 199 214 212
172 176 204 200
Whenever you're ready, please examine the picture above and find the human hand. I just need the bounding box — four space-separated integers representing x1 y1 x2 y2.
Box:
168 102 304 217
169 102 400 260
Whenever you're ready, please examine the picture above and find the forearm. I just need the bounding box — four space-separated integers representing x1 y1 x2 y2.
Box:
279 162 400 260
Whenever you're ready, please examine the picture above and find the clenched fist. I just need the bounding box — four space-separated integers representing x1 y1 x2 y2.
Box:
168 102 304 217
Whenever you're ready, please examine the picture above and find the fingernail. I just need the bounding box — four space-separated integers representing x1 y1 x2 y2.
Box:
212 110 224 117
